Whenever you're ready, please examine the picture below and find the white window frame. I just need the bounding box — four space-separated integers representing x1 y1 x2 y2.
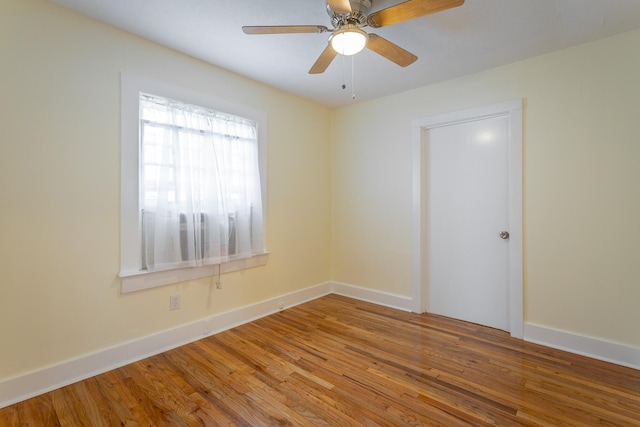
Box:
120 73 268 293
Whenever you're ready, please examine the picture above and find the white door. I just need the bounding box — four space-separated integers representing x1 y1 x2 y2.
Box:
428 115 510 331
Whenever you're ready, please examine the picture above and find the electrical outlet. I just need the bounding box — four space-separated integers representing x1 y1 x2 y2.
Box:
278 300 284 310
170 294 181 311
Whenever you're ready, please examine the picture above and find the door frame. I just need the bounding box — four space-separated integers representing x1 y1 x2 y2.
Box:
411 100 523 338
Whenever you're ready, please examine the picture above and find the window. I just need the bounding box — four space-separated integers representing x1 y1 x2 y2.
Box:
120 74 267 292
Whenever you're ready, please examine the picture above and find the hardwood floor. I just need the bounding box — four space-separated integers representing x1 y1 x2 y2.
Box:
2 294 639 426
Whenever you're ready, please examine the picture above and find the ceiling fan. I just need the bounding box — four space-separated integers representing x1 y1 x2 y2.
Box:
242 0 464 74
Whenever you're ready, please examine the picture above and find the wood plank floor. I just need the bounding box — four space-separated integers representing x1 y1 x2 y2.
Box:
2 294 639 426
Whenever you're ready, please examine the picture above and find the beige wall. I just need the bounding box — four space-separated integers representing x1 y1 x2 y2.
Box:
0 0 331 380
331 29 640 347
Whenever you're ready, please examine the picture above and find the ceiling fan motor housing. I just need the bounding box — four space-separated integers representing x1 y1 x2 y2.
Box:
327 0 372 26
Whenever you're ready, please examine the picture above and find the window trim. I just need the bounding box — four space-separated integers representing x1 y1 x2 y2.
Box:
120 73 267 293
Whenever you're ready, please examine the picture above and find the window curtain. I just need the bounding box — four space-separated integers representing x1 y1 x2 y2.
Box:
139 94 264 272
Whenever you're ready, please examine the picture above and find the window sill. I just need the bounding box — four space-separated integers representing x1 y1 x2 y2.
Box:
119 252 269 293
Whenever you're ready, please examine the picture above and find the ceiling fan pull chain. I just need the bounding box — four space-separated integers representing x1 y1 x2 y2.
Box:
341 52 347 90
351 54 356 100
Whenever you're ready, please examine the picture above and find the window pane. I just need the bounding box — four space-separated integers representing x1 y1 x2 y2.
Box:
139 93 264 271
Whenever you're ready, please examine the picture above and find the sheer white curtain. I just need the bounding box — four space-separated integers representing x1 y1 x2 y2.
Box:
139 93 264 272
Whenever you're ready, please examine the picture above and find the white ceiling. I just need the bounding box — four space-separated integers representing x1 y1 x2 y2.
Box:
49 0 640 108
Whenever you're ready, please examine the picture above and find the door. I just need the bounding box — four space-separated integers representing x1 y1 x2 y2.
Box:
428 115 510 331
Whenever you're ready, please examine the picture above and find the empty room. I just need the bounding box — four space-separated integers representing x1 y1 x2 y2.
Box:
1 0 639 425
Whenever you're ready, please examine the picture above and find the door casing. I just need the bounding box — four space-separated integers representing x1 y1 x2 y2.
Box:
411 100 523 338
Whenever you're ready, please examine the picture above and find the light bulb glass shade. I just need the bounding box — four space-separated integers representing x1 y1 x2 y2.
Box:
330 27 368 55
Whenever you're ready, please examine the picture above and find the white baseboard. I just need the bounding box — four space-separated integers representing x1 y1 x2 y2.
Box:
524 323 640 370
0 282 333 409
5 284 637 409
329 281 414 312
0 282 411 409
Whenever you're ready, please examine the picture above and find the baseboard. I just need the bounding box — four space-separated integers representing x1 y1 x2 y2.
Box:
524 323 640 370
0 282 333 409
7 285 636 409
0 282 410 409
329 281 414 312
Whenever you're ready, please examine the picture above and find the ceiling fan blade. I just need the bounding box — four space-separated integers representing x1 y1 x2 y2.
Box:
242 25 329 35
327 0 352 15
366 34 417 67
367 0 464 28
309 45 338 74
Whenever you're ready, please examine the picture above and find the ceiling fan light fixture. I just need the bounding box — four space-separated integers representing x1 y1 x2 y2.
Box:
330 26 368 55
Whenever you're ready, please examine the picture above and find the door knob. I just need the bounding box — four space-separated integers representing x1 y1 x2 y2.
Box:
499 231 510 240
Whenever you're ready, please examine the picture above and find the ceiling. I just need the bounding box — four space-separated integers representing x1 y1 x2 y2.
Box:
49 0 640 108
